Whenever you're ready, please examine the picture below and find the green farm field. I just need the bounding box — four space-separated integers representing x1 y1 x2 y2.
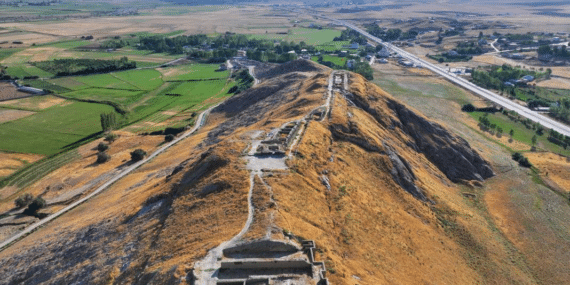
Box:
63 88 144 105
314 40 351 52
111 69 164 90
0 101 114 155
469 111 570 156
311 54 347 67
159 64 229 81
5 64 54 78
73 73 140 90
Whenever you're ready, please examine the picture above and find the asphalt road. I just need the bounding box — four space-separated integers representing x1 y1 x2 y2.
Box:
319 15 570 137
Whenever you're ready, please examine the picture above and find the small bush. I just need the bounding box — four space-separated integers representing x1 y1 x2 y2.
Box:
130 149 147 162
104 133 118 143
97 152 111 164
14 193 34 208
165 134 175 142
97 142 109 152
512 152 532 168
461 103 476 112
24 197 46 215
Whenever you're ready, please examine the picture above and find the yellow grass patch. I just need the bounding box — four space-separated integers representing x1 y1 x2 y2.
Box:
536 78 570 90
526 152 570 193
0 152 43 178
26 47 64 62
0 95 66 110
0 109 35 123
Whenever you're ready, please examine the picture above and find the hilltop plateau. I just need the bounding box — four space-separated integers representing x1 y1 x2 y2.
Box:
0 60 556 284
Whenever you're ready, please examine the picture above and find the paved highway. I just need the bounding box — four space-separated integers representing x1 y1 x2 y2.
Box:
319 15 570 137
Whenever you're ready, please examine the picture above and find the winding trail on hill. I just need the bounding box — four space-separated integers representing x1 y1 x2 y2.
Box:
192 173 256 285
193 70 263 284
248 65 259 85
193 68 336 284
0 100 220 252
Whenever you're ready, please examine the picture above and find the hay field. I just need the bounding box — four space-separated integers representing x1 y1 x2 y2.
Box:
527 152 570 194
0 6 290 38
0 95 66 111
0 109 35 124
0 152 43 178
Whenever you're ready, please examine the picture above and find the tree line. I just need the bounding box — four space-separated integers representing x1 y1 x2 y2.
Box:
33 57 136 76
538 45 569 59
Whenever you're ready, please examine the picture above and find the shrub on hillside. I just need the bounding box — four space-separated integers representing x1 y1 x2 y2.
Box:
461 103 476 112
104 133 118 143
165 134 174 142
97 152 111 164
512 152 532 168
97 142 109 152
23 197 46 216
14 193 34 209
130 149 147 162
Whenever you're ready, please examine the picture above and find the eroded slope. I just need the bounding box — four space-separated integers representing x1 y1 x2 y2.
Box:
0 60 541 285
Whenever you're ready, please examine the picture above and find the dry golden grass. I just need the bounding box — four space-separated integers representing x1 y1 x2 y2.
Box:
536 78 570 90
0 95 66 110
0 109 34 124
526 152 570 194
0 62 561 284
0 151 43 177
0 7 289 38
25 47 64 62
0 32 60 47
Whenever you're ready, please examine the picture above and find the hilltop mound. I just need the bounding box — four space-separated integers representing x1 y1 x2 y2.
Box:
2 62 546 285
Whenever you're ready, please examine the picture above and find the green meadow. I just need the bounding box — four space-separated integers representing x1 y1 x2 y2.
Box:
0 101 114 155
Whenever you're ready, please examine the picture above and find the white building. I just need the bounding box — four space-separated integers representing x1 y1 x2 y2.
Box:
17 86 45 95
377 49 390 58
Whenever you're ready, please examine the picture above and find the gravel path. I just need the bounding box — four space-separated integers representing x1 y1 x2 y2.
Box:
192 173 256 285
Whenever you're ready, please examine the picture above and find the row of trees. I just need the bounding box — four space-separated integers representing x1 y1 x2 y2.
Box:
364 25 409 42
245 50 298 63
538 45 569 59
547 128 570 149
100 112 118 132
228 69 254 94
471 64 547 90
333 29 368 45
315 56 373 80
550 97 570 124
138 33 277 55
33 57 136 76
478 114 505 136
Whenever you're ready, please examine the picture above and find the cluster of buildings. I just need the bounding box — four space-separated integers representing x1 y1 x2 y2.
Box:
504 75 535 87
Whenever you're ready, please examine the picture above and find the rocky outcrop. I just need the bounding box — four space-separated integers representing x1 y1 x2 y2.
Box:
387 100 494 182
348 80 494 183
384 143 427 201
